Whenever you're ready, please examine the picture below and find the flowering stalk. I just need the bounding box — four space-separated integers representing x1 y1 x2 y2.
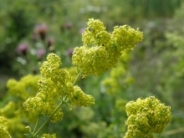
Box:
23 18 143 137
23 53 94 137
32 73 81 137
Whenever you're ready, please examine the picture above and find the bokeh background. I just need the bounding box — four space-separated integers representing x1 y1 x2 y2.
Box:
0 0 184 137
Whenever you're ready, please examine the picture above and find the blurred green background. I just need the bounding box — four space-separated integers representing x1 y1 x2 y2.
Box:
0 0 184 137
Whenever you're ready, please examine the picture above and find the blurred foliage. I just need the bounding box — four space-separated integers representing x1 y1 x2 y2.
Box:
0 0 181 74
0 0 184 137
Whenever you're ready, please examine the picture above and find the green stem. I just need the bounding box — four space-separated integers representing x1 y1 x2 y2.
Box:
32 72 81 137
33 119 39 133
162 127 184 136
73 72 81 85
33 101 64 137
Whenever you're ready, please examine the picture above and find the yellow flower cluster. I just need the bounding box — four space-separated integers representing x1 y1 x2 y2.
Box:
70 86 94 107
23 53 94 122
6 116 27 138
102 53 134 94
0 102 16 118
0 116 11 138
0 75 41 137
72 18 143 77
63 66 78 82
6 75 40 100
124 96 171 138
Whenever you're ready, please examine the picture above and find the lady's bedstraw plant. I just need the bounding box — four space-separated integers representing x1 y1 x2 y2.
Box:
22 18 143 137
3 18 171 137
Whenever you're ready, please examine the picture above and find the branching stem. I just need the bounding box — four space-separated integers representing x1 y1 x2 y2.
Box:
33 100 64 137
32 72 81 137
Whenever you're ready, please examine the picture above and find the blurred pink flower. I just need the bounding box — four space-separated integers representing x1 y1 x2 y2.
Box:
47 37 54 47
61 22 72 31
16 43 29 55
36 49 46 59
64 22 72 30
35 23 47 40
